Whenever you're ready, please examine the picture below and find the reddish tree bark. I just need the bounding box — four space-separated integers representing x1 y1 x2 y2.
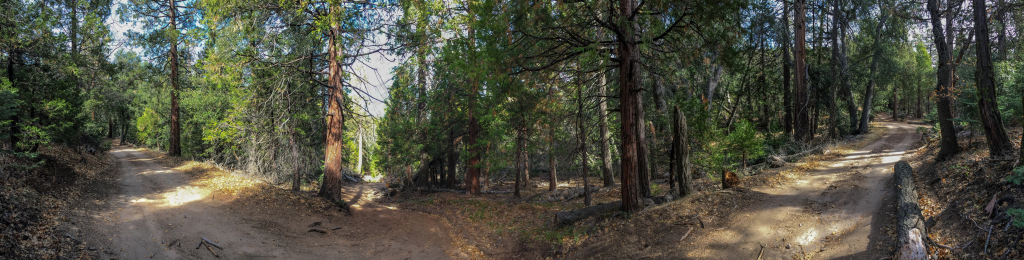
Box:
618 0 642 212
793 0 810 142
782 3 793 136
319 25 347 203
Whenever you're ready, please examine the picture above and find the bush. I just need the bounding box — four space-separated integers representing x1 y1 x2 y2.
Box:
100 141 112 153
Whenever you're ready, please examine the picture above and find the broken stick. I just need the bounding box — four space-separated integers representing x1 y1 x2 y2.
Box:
201 237 223 250
205 243 219 258
679 227 694 242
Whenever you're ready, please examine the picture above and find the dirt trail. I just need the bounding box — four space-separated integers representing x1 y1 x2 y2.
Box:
75 143 456 259
686 121 920 259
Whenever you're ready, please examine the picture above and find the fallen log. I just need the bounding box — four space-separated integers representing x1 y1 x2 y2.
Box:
554 201 622 226
895 161 928 260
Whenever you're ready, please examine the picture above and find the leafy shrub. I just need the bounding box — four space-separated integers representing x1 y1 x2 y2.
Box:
726 119 766 165
100 141 112 153
1007 166 1024 185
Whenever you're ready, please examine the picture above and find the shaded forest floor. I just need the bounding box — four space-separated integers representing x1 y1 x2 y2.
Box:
1 143 114 259
908 125 1023 259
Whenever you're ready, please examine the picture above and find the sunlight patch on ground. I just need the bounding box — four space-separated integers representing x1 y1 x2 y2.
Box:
129 186 210 207
798 229 819 245
163 186 209 206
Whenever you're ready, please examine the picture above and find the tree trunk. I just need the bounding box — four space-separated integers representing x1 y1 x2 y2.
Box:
465 4 482 195
916 82 923 118
319 25 347 204
892 87 899 120
618 0 642 212
549 122 557 191
674 106 693 197
290 128 300 191
447 128 458 188
579 75 591 206
514 129 524 197
598 63 615 187
107 116 114 138
167 0 181 156
782 3 793 136
859 9 888 134
973 0 1014 158
356 130 363 174
524 148 531 186
828 0 842 138
793 0 810 142
928 0 960 161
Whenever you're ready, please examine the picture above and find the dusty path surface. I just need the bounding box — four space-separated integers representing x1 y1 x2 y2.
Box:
685 121 920 259
74 143 456 259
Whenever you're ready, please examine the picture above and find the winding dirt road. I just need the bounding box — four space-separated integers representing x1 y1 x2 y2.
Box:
686 121 921 259
75 143 456 259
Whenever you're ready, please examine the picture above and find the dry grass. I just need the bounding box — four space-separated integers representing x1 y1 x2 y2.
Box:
135 147 337 212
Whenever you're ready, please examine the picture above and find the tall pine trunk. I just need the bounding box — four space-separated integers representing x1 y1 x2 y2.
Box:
578 72 591 206
598 62 615 187
319 25 347 203
793 0 810 142
549 121 557 191
465 4 482 194
618 0 642 212
928 0 960 161
168 0 181 156
782 3 793 136
973 0 1014 158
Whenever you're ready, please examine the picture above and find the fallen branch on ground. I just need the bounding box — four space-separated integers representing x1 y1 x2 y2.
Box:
678 227 693 242
201 237 222 249
554 201 622 226
204 243 219 258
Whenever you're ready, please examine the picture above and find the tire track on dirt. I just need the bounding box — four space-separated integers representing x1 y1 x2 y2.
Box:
75 143 458 259
685 121 921 259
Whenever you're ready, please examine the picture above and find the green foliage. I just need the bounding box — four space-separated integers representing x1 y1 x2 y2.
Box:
1008 208 1024 228
726 119 766 162
1006 167 1024 185
0 79 19 143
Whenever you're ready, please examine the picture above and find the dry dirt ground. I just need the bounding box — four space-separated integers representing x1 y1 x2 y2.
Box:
70 141 458 260
571 120 921 259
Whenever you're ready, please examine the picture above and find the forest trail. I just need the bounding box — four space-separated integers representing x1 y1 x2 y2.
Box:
74 142 456 260
686 121 920 259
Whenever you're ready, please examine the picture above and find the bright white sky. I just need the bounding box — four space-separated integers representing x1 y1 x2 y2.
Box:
105 3 397 117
